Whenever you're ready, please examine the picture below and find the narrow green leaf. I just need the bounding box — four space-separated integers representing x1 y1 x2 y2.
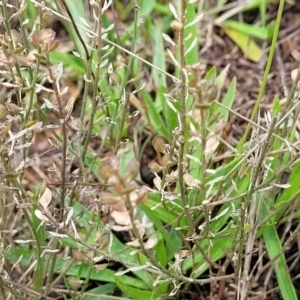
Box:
262 202 297 300
81 283 116 300
115 277 160 300
221 20 274 40
141 90 169 138
223 27 262 62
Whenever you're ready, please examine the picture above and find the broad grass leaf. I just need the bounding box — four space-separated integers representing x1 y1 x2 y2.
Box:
223 27 262 62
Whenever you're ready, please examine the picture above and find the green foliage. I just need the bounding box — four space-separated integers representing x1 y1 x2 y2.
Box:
1 0 299 300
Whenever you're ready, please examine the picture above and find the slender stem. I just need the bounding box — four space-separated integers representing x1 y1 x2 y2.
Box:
239 0 285 151
45 53 68 221
114 3 140 152
82 1 103 158
177 0 195 233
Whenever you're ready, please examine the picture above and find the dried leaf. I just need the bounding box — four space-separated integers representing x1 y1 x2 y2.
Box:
291 69 299 81
39 28 56 51
162 32 176 47
178 250 192 258
136 186 148 205
48 231 68 238
126 158 139 181
183 173 200 188
63 96 75 115
291 50 300 61
167 48 180 67
27 49 38 63
0 123 11 137
99 192 122 205
34 209 50 222
65 208 73 225
110 210 130 226
165 172 178 183
169 3 179 20
50 63 63 81
144 237 158 249
14 239 34 244
6 103 23 114
153 177 162 190
72 249 88 262
17 203 32 209
205 135 219 155
13 54 31 67
48 40 60 52
38 187 52 210
94 231 110 249
67 276 84 290
99 163 114 182
0 104 9 121
0 183 18 193
93 263 108 271
126 239 140 248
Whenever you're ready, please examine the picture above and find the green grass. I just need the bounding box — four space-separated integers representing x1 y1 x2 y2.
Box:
0 0 299 299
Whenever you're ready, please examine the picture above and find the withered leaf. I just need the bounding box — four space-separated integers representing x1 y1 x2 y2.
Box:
152 135 167 154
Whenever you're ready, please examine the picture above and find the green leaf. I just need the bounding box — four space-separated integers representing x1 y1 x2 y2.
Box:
141 90 169 138
221 20 274 40
139 0 156 18
49 52 86 74
223 27 262 62
115 277 160 300
218 76 236 121
141 204 176 263
272 161 300 223
81 283 116 300
262 201 297 300
184 3 198 65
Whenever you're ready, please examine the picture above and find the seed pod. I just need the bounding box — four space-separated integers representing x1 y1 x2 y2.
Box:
292 50 300 61
206 84 218 103
148 161 163 173
171 20 183 32
152 135 167 154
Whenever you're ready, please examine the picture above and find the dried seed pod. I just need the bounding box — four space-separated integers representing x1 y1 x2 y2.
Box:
126 158 139 181
148 161 163 173
171 20 183 32
160 153 170 167
206 84 218 103
67 276 84 290
136 186 148 204
292 49 300 61
291 69 300 82
0 105 8 121
94 230 110 249
152 135 167 154
39 28 56 51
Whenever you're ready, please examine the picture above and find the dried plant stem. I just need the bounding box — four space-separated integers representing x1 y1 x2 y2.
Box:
45 53 67 222
82 1 103 159
114 4 139 152
0 161 45 290
44 239 59 295
199 107 209 237
1 1 22 81
177 0 195 235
